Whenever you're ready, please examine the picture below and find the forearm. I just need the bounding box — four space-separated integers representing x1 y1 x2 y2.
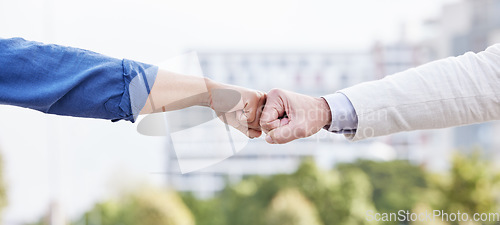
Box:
140 69 213 113
139 70 248 114
139 69 267 138
340 44 500 141
0 37 157 122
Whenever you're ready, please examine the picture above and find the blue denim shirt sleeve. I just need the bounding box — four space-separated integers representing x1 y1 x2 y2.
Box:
0 38 157 122
321 92 358 134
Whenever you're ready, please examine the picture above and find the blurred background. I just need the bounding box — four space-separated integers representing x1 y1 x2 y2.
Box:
1 0 500 224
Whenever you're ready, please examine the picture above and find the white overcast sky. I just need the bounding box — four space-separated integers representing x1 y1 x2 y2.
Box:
1 0 458 61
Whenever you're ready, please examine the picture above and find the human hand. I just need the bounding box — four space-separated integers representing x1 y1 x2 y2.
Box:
259 89 332 144
206 79 266 138
139 70 266 138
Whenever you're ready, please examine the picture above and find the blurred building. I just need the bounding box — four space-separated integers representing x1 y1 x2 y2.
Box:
372 36 428 79
425 0 500 157
370 0 500 168
363 28 458 173
164 0 500 198
164 50 415 197
429 0 500 58
197 51 374 94
162 51 376 197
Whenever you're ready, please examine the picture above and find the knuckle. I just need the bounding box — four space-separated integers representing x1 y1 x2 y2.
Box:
259 91 267 99
268 88 283 96
259 113 270 123
261 122 272 131
248 120 260 128
261 123 275 131
256 90 265 99
246 111 256 121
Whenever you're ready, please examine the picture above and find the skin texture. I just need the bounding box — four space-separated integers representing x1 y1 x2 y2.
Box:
208 82 266 138
140 69 266 138
260 88 332 144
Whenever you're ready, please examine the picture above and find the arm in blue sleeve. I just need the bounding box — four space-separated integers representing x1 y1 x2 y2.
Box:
321 92 358 134
0 38 157 122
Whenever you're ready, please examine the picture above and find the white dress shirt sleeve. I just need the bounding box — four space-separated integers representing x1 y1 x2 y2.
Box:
322 93 358 134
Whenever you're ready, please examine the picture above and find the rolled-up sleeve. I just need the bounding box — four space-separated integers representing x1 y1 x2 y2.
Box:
0 37 157 122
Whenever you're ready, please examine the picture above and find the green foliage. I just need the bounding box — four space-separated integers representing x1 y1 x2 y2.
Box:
25 149 500 225
426 152 500 225
180 193 226 225
183 158 378 225
265 188 323 225
73 187 195 225
445 152 499 213
0 151 7 223
292 159 377 225
338 160 428 213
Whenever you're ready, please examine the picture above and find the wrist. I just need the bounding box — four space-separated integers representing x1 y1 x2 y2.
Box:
202 77 219 108
317 97 332 127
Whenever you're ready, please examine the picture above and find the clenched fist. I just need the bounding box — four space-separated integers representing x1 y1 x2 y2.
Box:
259 89 332 144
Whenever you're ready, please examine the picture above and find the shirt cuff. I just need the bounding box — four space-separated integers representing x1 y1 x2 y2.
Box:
120 59 158 123
321 92 358 134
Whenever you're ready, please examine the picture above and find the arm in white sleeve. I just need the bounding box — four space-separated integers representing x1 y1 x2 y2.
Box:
334 44 500 141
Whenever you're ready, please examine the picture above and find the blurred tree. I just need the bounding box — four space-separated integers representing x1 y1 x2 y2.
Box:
24 150 500 225
265 188 323 225
425 151 500 225
216 175 272 225
186 158 378 225
411 203 448 225
73 187 194 225
0 151 7 222
292 159 378 225
338 168 379 225
181 192 226 225
338 160 428 215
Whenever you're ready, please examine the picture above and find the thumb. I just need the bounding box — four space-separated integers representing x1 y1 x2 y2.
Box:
260 99 285 133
